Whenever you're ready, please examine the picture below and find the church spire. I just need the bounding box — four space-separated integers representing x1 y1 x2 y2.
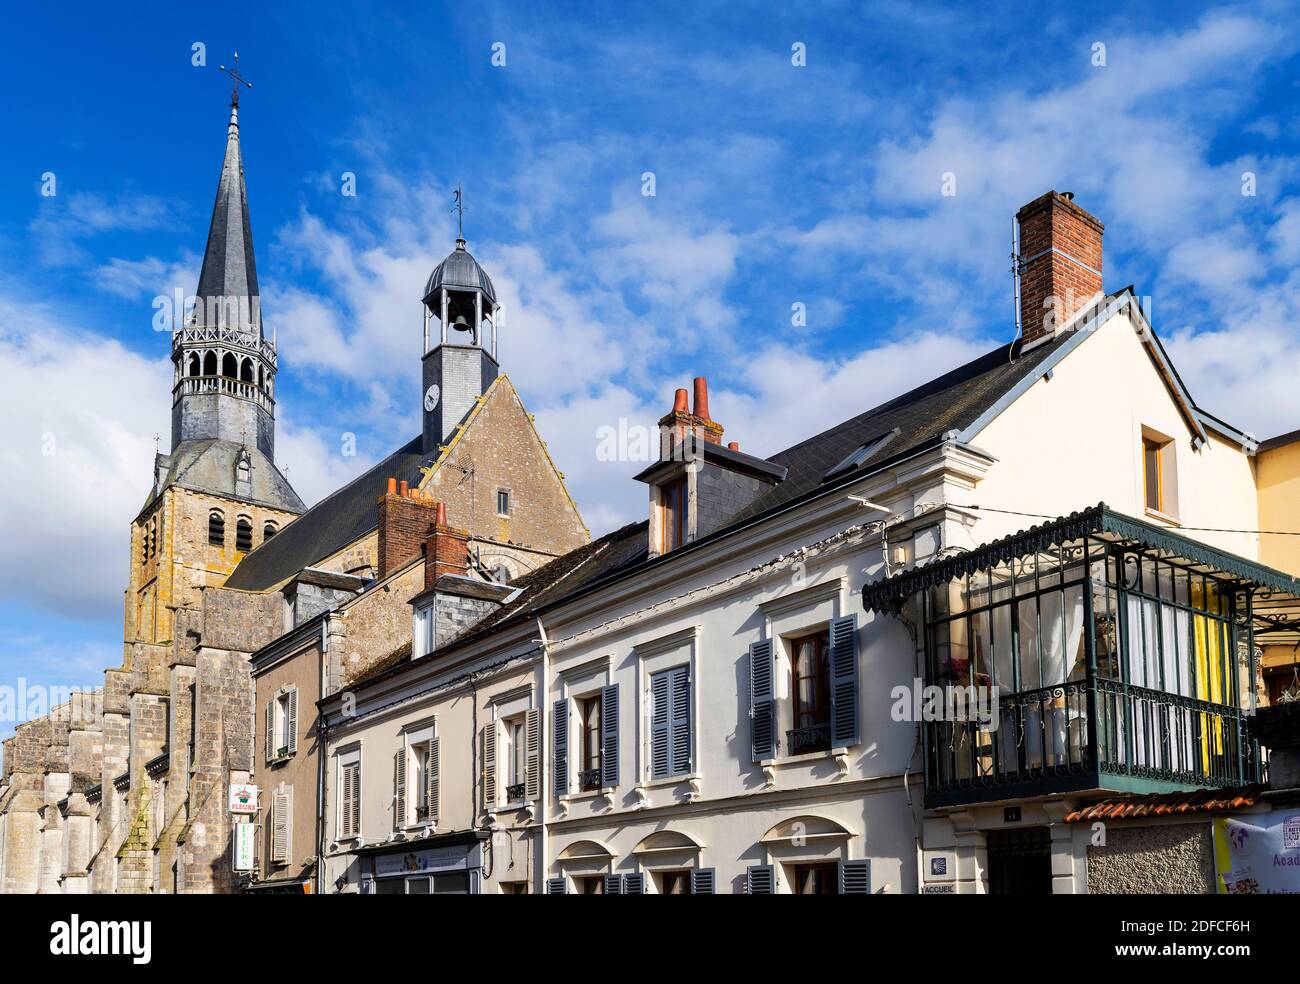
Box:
193 53 259 334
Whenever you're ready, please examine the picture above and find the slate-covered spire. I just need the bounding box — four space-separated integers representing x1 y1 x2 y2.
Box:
193 100 261 333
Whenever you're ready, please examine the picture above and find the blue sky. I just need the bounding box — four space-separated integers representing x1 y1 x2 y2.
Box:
5 0 1300 737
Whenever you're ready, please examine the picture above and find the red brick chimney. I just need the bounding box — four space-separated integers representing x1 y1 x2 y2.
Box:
376 479 439 578
1016 191 1104 349
423 502 470 588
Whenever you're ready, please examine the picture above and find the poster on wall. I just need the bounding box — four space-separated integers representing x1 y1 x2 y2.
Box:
1213 809 1300 893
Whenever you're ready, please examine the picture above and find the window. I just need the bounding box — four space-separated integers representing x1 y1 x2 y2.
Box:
580 875 606 895
236 517 253 552
208 510 225 547
265 688 298 761
790 631 831 754
496 488 511 516
501 881 528 895
414 739 438 822
658 870 690 895
263 522 278 542
1141 429 1177 517
659 476 688 553
413 602 435 659
650 666 691 779
791 862 838 895
502 716 526 801
580 695 602 791
338 756 361 839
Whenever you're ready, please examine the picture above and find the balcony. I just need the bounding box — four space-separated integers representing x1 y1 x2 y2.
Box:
415 805 433 822
505 782 526 802
862 505 1296 808
578 768 602 792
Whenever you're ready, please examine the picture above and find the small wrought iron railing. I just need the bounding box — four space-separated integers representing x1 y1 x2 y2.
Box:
505 782 526 802
786 723 832 754
924 680 1258 799
415 804 433 821
578 768 602 792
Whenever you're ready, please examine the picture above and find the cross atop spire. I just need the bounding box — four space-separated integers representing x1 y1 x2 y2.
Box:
219 51 253 109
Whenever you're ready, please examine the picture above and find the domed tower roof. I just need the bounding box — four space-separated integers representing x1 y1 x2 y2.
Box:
423 238 497 307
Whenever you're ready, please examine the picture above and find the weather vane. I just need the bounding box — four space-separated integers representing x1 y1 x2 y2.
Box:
219 51 253 108
452 184 466 241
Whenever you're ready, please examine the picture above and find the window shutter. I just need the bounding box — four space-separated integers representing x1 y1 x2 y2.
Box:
690 868 716 894
552 698 569 796
286 688 298 754
426 737 440 821
271 793 289 864
264 700 274 764
341 763 360 839
482 722 497 811
840 859 870 895
600 684 619 788
524 707 541 801
746 864 776 894
393 748 407 830
828 614 860 747
749 640 776 761
650 671 670 780
669 666 691 776
603 873 623 895
547 876 567 895
622 872 644 895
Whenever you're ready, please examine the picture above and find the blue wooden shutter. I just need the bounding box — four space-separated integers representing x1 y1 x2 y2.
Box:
746 864 775 894
603 873 623 895
547 876 567 895
749 640 776 761
690 868 715 894
600 684 619 787
623 872 644 894
669 666 691 776
552 698 569 796
650 670 670 779
828 615 860 747
840 859 870 894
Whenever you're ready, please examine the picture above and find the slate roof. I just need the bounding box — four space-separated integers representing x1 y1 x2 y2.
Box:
345 331 1083 690
146 439 304 516
223 435 431 590
194 106 260 331
423 239 497 305
726 332 1071 526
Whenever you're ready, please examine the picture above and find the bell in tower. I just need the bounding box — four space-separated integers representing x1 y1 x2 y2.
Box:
420 221 502 454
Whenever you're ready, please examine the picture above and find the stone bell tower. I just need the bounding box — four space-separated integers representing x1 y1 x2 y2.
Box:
419 199 502 454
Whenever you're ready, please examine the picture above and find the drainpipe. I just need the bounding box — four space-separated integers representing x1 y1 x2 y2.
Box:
536 617 552 895
316 618 330 896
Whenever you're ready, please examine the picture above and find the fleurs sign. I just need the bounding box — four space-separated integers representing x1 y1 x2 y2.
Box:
228 783 259 815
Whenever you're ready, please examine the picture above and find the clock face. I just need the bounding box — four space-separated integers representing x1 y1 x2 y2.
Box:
423 384 440 413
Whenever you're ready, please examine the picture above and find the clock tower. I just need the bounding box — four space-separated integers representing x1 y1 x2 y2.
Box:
420 233 501 454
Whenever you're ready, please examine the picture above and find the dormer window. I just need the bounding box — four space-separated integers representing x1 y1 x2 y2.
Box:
659 476 689 554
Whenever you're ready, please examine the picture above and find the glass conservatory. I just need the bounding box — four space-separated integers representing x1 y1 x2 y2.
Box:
862 506 1300 808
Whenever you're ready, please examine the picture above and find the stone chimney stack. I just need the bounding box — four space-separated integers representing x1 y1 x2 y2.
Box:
1016 191 1104 350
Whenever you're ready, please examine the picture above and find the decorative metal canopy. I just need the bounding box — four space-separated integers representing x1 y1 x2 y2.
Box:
861 503 1300 622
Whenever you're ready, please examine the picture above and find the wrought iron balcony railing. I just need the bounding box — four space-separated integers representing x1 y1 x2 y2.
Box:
578 768 602 792
505 782 526 802
923 680 1260 807
786 723 832 754
415 805 433 821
